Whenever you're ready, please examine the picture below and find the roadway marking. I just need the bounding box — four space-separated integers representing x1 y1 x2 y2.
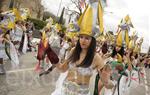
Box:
143 68 149 95
6 68 35 73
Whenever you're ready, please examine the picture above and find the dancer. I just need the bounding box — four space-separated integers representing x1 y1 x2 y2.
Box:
51 1 112 94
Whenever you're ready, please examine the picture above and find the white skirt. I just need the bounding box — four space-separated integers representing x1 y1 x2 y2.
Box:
51 71 68 95
0 43 5 58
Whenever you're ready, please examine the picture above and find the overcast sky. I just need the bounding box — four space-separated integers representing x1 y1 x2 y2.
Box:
41 0 150 52
41 0 71 16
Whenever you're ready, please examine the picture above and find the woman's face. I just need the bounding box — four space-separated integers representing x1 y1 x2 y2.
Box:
127 48 132 54
79 34 92 49
115 45 121 52
18 21 22 25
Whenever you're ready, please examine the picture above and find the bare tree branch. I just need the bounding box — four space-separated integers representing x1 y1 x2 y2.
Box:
70 0 82 15
66 9 80 15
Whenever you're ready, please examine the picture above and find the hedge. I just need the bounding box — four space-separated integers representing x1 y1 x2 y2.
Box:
28 18 47 30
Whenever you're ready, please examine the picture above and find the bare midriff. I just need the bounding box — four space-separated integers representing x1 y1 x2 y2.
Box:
66 69 91 85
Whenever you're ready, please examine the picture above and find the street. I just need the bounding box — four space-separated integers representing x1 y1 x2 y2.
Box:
0 52 150 95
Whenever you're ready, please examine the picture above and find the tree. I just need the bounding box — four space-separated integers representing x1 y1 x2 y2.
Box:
9 0 15 9
31 0 44 19
43 11 54 20
0 0 5 12
67 0 86 16
43 11 59 22
8 0 23 9
14 0 23 9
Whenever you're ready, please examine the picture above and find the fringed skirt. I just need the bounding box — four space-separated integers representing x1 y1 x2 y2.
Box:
61 80 89 95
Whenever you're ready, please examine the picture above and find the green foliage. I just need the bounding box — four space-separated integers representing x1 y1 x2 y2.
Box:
61 25 67 32
43 11 65 24
43 11 58 22
28 18 47 30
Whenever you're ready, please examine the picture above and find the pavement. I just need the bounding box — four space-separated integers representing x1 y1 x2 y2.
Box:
0 52 150 95
0 52 60 95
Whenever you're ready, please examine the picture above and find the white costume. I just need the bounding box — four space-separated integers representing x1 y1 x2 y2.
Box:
59 41 70 61
14 25 23 42
0 35 5 59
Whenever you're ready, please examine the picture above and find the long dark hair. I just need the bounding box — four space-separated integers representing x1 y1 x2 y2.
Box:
3 30 10 39
101 42 108 54
68 37 96 68
111 46 124 58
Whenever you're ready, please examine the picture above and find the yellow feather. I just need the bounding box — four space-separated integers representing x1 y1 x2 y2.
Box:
98 0 104 33
116 30 122 46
